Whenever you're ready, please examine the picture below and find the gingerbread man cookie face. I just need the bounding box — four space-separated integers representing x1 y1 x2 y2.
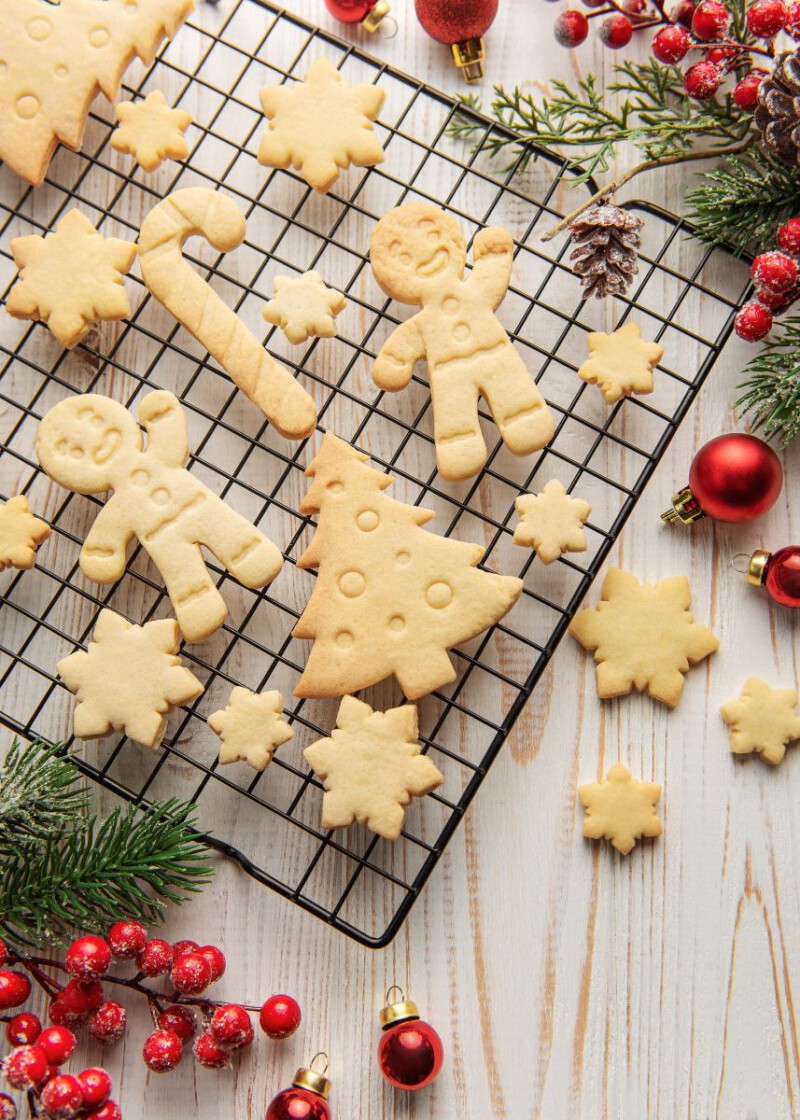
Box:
371 205 467 306
36 396 142 494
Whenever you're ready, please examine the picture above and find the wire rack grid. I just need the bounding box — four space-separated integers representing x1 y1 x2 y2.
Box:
0 0 750 946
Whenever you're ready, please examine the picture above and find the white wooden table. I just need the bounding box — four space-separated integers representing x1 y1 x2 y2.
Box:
4 2 800 1118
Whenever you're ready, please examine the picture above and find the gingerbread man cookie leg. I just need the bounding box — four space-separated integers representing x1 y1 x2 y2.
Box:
138 189 317 440
429 371 486 482
151 541 228 645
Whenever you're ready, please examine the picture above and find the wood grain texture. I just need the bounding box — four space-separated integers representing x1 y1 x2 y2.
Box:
2 2 798 1118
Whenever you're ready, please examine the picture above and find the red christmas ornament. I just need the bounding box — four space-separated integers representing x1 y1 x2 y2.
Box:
377 990 444 1091
744 546 800 607
414 0 499 81
661 434 783 525
324 0 391 32
265 1057 332 1120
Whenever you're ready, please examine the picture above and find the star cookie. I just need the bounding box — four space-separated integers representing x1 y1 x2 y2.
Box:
569 567 719 707
303 696 444 841
263 271 346 344
258 56 386 194
111 90 192 172
513 480 592 564
7 210 137 349
0 496 50 572
578 321 664 403
720 677 800 765
578 762 663 855
207 687 294 771
57 609 204 750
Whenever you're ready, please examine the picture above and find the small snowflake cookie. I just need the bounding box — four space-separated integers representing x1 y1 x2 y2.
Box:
111 91 192 172
513 480 591 564
579 762 663 855
720 677 800 765
207 687 294 771
7 210 137 349
303 695 444 841
258 56 386 194
578 321 664 403
57 609 204 749
0 496 50 573
263 271 346 344
569 567 719 707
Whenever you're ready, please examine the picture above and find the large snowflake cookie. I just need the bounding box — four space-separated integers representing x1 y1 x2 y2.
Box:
720 677 800 765
57 609 204 749
0 495 50 572
513 479 591 564
263 271 346 345
207 687 294 771
578 321 664 404
569 567 719 707
7 210 137 349
257 56 386 194
578 762 663 855
303 695 444 841
111 90 192 172
0 0 193 186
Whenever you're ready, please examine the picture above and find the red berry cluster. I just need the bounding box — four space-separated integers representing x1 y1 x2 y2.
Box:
0 927 302 1118
735 218 800 340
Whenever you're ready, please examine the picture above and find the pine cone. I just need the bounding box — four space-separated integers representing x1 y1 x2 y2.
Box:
754 51 800 167
568 204 643 300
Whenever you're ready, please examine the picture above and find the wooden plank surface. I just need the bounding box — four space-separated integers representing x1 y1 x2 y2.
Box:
2 2 799 1118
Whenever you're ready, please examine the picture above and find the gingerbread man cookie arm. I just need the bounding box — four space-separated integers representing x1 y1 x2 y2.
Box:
468 227 514 310
374 317 426 392
80 503 134 584
137 390 189 468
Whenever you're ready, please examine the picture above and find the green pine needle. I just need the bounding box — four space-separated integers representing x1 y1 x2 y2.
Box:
737 315 800 446
0 739 89 859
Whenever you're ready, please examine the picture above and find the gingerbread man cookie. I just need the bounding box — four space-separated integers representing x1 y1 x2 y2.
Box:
0 495 50 572
111 91 192 172
36 391 284 643
370 202 554 481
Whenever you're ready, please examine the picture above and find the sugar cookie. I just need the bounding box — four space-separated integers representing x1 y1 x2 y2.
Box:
57 609 204 749
7 210 137 349
263 271 346 344
111 91 192 172
207 687 294 771
36 390 283 643
304 695 443 841
0 0 193 186
720 677 800 765
258 56 385 194
293 431 523 700
513 479 591 564
569 567 718 707
370 201 554 481
578 321 664 404
0 495 50 572
138 188 317 440
578 762 663 855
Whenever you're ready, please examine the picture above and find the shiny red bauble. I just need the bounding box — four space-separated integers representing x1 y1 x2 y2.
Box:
266 1064 332 1120
324 0 386 25
748 546 800 607
377 995 444 1091
662 434 783 524
260 994 302 1040
414 0 498 41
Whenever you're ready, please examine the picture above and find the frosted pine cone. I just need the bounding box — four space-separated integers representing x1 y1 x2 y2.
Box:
754 51 800 167
568 204 644 300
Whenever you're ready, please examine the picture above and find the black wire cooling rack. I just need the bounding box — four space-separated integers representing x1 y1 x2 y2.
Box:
0 0 751 946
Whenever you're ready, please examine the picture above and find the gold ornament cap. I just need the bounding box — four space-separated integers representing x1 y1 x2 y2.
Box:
451 37 486 82
379 998 420 1030
661 486 705 525
747 548 772 586
362 0 390 32
292 1055 331 1100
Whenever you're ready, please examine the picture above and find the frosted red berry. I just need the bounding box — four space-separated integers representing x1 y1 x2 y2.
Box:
599 12 633 46
735 301 773 340
210 1005 253 1050
733 70 766 109
704 44 740 68
170 952 211 995
671 0 696 25
37 1027 77 1067
137 939 173 978
142 1029 183 1074
746 0 786 36
197 945 226 983
40 1074 84 1119
107 921 147 961
691 0 730 38
554 9 589 45
65 937 111 981
193 1031 231 1070
77 1068 113 1108
0 971 31 1011
0 1094 16 1120
752 250 798 294
62 979 104 1016
158 1005 197 1042
652 24 691 61
622 0 647 11
580 0 607 7
84 1102 121 1120
786 0 800 35
259 995 302 1040
684 60 722 99
2 1046 47 1090
171 940 200 959
756 286 791 310
89 1002 127 1046
777 217 800 254
0 943 6 968
6 1013 41 1046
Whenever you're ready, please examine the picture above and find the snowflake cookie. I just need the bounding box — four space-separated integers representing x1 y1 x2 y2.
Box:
263 271 346 345
7 209 137 349
0 495 50 572
720 677 800 765
513 479 591 564
578 321 664 403
569 567 719 707
579 762 663 855
207 687 294 771
258 56 386 194
111 91 192 172
57 609 204 750
303 696 444 841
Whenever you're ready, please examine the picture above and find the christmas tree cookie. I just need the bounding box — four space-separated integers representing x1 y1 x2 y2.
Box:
720 678 800 765
304 696 443 841
208 687 294 771
293 432 523 700
0 496 50 572
578 763 663 855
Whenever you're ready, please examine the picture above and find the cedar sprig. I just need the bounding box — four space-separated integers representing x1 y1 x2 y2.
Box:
737 315 800 445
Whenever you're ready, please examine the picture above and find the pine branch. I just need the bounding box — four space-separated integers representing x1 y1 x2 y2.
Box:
0 740 89 860
737 315 800 445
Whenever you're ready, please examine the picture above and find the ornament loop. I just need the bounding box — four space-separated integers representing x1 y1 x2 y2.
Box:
731 552 753 574
310 1052 329 1076
378 14 398 37
385 985 405 1004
